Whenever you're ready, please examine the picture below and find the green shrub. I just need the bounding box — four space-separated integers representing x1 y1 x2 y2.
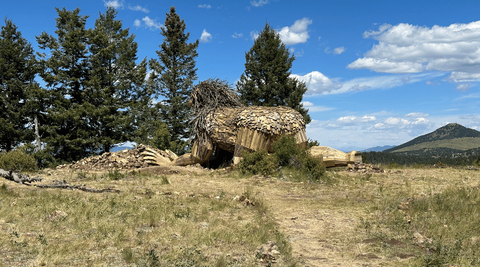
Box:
0 150 37 172
273 135 326 181
238 149 277 176
273 135 302 166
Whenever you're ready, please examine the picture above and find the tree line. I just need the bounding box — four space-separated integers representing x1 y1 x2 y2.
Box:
0 6 310 167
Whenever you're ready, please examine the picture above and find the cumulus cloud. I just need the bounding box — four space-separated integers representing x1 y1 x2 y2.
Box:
232 32 243 39
198 4 211 9
291 71 341 95
293 70 444 95
128 5 149 13
133 19 141 28
251 0 269 7
333 46 346 54
104 0 124 9
348 21 480 84
277 18 312 45
142 16 162 30
200 29 212 43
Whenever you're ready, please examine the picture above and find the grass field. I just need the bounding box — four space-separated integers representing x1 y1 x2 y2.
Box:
1 165 480 266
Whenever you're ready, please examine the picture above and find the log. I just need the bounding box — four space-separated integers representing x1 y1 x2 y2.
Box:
36 180 120 193
0 169 42 184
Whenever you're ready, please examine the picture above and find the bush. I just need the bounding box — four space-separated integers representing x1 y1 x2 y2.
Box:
273 135 325 181
0 150 38 172
238 149 277 176
273 135 302 166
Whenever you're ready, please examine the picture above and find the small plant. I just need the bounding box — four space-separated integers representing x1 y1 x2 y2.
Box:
160 175 170 185
105 170 126 180
0 150 37 172
146 249 160 267
38 234 48 245
122 247 134 264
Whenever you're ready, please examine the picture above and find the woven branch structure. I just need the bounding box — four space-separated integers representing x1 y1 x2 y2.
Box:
183 79 307 165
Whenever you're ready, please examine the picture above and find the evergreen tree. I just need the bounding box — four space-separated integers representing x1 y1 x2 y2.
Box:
36 7 93 162
148 6 199 155
0 19 40 151
87 7 147 153
236 23 311 124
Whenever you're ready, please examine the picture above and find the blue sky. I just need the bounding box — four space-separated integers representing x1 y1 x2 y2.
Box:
3 0 480 151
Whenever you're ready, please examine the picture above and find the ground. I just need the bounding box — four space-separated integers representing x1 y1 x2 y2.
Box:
1 165 479 266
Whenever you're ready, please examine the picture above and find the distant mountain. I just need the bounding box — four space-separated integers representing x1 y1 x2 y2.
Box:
383 123 480 157
362 145 396 152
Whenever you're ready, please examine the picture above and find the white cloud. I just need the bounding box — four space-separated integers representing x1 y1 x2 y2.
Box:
333 46 346 54
361 115 376 122
406 112 429 118
104 0 124 9
277 18 312 45
291 71 341 95
128 5 149 13
232 32 243 39
198 4 211 9
302 101 314 107
250 31 259 40
456 83 472 92
251 0 269 7
142 16 162 30
301 101 334 112
348 21 480 83
200 29 212 43
293 70 445 96
133 19 141 28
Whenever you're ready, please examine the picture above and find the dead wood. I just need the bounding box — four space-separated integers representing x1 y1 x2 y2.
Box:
36 180 120 193
0 169 43 185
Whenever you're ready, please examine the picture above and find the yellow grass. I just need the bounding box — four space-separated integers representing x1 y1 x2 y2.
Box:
1 165 480 266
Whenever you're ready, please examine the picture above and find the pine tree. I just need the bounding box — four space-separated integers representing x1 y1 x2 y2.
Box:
87 7 147 153
0 19 40 151
236 23 311 124
36 7 93 162
148 6 199 155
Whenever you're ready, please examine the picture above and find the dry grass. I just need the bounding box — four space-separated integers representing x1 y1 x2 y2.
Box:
1 165 480 266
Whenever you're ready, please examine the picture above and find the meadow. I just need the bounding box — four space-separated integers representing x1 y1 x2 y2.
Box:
1 165 479 266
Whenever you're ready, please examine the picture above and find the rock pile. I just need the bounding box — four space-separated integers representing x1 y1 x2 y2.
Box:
345 163 384 173
56 144 176 171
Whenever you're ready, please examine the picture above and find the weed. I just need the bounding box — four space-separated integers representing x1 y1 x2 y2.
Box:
38 234 48 245
160 175 170 185
122 247 134 264
104 169 126 180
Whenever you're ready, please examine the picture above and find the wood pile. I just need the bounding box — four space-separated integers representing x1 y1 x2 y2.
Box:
345 163 384 173
56 144 176 171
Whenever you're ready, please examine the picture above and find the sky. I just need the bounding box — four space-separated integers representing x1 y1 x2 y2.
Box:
2 0 480 151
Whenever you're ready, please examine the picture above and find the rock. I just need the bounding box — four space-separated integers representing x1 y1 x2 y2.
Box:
255 241 280 263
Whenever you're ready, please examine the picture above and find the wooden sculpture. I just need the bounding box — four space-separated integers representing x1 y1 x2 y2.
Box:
175 79 308 166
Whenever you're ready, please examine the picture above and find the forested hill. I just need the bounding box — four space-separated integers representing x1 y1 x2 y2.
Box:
384 123 480 154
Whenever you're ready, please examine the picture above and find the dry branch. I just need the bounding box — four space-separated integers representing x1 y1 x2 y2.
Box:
36 180 120 193
0 169 43 185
